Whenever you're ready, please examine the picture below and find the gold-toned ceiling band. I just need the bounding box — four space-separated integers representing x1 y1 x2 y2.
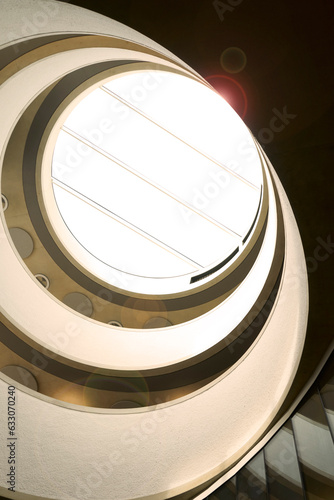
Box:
0 159 283 406
0 32 198 85
0 256 283 407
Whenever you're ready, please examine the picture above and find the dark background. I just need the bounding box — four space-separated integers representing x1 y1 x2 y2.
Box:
63 0 333 360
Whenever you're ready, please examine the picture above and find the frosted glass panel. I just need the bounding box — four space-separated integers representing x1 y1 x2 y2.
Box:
104 71 263 188
265 422 304 500
207 479 236 499
237 451 267 500
53 185 197 278
62 87 260 238
52 132 238 269
319 375 334 439
293 394 334 479
292 390 334 500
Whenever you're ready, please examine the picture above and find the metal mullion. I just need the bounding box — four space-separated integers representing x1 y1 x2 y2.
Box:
317 386 334 444
290 418 308 500
262 447 271 500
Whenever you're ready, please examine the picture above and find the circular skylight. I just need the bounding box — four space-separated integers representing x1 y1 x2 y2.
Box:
50 69 263 294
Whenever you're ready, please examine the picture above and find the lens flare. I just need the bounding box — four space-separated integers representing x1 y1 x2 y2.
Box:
206 74 248 118
220 47 247 74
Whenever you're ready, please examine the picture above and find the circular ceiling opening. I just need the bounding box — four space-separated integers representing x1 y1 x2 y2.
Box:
49 69 263 295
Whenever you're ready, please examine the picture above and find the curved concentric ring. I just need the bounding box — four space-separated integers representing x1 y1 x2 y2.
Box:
0 2 308 500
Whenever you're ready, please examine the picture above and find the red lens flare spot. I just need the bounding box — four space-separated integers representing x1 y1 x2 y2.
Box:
205 74 248 119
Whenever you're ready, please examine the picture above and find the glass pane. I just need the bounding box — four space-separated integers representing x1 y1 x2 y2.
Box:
265 421 304 500
52 131 238 270
207 478 236 499
52 184 197 279
237 450 267 499
292 389 334 500
62 87 261 238
319 365 334 440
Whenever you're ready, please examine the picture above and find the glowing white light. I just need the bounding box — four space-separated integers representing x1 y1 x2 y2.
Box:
53 184 197 278
103 71 262 187
51 70 263 292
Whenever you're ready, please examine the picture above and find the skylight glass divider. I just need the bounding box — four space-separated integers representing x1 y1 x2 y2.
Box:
60 125 242 239
52 178 203 270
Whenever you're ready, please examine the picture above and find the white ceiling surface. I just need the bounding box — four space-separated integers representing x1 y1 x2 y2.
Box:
53 71 263 280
